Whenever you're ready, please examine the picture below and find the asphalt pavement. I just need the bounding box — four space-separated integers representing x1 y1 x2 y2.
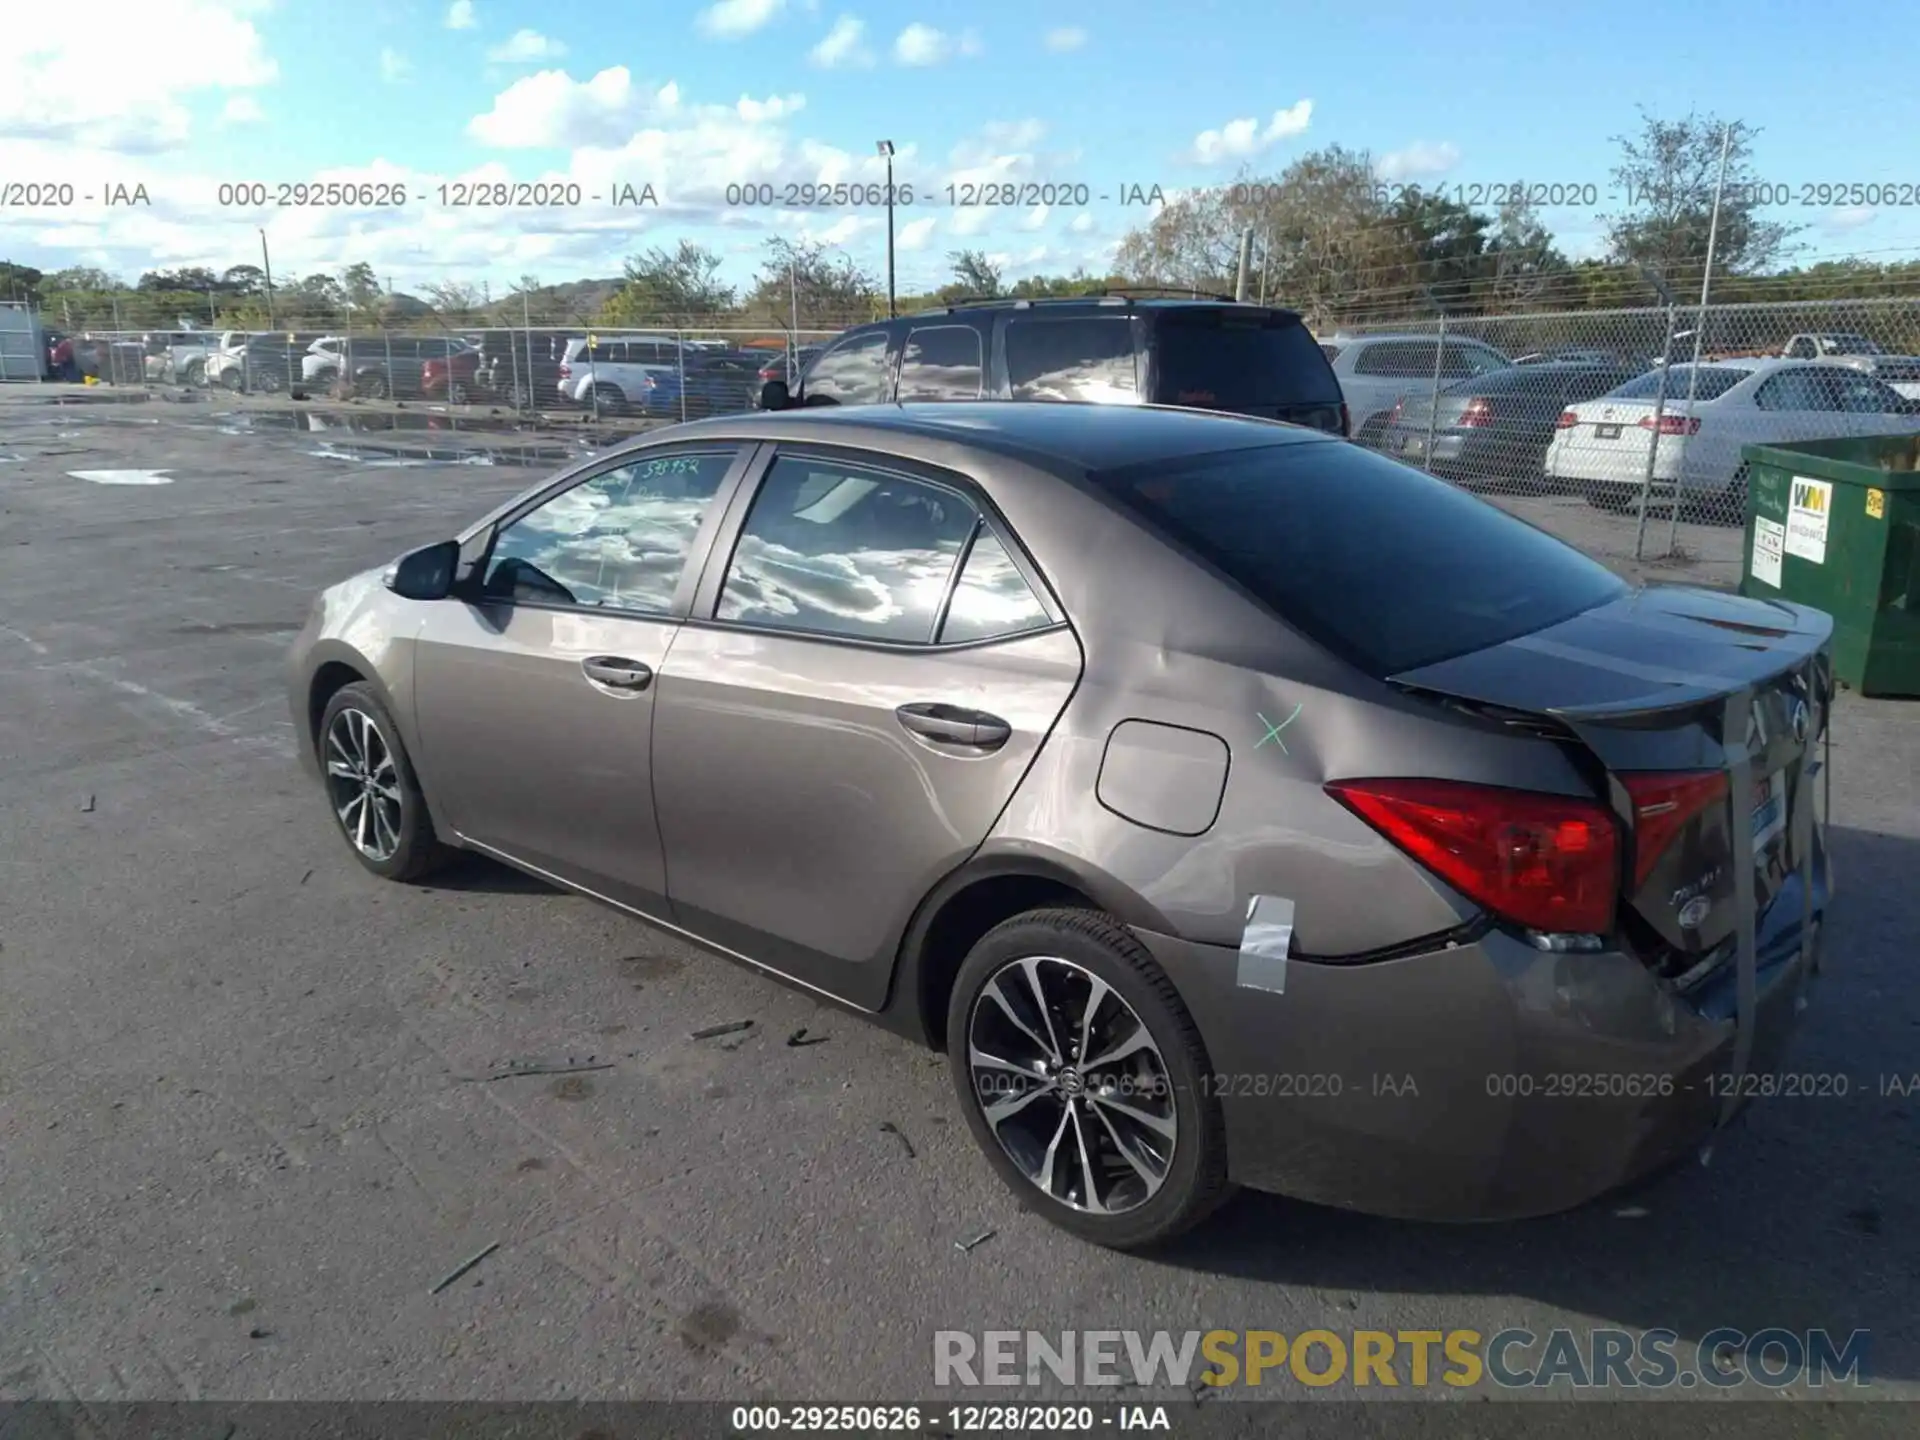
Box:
0 390 1915 1425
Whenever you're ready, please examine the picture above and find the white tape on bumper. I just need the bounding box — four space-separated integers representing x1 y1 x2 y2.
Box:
1237 894 1295 995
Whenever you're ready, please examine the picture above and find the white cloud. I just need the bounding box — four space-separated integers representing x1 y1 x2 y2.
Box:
1043 26 1086 52
221 94 265 125
1068 211 1096 234
893 23 981 65
0 0 277 154
380 48 412 83
468 67 675 148
1825 206 1876 233
1021 204 1049 231
698 0 785 38
1188 100 1313 164
488 29 569 63
1376 140 1461 181
897 215 938 251
445 0 477 29
810 15 874 68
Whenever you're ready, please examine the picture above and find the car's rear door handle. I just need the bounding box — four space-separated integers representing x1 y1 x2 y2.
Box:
581 656 653 691
895 702 1010 750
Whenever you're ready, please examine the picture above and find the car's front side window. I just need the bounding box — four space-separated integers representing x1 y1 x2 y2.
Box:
715 454 979 642
480 450 737 615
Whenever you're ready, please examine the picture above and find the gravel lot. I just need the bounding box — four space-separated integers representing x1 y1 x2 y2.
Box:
0 391 1916 1423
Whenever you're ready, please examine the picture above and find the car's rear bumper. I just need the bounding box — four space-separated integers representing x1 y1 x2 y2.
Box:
1137 918 1820 1222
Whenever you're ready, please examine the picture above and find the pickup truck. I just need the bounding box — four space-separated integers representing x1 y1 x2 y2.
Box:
141 331 219 385
1780 332 1886 360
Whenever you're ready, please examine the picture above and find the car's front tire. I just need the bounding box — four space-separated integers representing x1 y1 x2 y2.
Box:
946 908 1233 1250
316 682 451 882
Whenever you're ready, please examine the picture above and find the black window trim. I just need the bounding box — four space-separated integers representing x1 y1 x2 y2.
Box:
685 440 1068 654
458 441 760 622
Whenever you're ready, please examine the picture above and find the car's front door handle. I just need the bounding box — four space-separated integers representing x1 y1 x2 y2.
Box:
896 702 1011 750
582 656 653 691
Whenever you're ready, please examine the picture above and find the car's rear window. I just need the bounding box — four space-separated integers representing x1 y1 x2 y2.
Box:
1150 315 1342 408
1608 366 1748 401
1090 440 1629 676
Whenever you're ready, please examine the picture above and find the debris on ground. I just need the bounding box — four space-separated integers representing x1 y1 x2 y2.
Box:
955 1229 996 1253
786 1027 829 1047
300 869 313 885
458 1059 614 1082
80 795 95 813
878 1121 916 1159
248 1328 272 1340
430 1241 500 1295
690 1020 754 1041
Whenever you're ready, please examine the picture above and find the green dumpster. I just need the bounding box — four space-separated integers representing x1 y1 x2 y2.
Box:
1739 433 1920 696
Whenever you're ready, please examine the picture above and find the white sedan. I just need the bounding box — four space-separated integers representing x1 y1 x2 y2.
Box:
1546 358 1920 519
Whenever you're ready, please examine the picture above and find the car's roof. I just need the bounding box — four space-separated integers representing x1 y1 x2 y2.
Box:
898 297 1305 324
1331 331 1504 346
639 400 1331 472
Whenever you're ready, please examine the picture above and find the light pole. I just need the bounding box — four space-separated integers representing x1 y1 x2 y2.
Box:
877 139 896 318
259 228 276 329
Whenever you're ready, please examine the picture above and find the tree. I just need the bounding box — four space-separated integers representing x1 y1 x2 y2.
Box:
944 249 1002 300
745 237 878 326
220 264 267 295
44 266 120 293
1601 109 1799 283
601 241 736 323
1382 190 1493 314
422 281 484 320
338 262 384 314
0 261 44 302
1484 200 1572 313
137 266 221 293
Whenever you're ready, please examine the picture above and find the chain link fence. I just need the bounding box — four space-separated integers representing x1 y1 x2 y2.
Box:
1326 295 1920 565
22 293 1920 576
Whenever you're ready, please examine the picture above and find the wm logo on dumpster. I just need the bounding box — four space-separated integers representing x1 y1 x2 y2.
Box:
1792 480 1829 515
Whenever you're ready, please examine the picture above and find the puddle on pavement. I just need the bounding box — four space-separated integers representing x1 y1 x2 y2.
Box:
211 407 609 468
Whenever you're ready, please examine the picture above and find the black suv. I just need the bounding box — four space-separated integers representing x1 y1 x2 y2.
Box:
760 292 1348 435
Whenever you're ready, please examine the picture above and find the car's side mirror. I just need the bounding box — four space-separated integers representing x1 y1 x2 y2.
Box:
383 539 460 601
759 379 791 411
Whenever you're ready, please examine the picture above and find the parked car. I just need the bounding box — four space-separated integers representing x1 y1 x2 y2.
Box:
1513 347 1627 366
473 329 572 408
1321 333 1514 445
1547 358 1920 522
289 400 1834 1248
228 333 326 393
422 345 484 404
763 296 1347 434
754 345 820 393
205 331 260 389
555 334 690 414
304 335 476 400
141 331 217 385
1378 362 1645 489
1824 352 1920 400
636 349 765 420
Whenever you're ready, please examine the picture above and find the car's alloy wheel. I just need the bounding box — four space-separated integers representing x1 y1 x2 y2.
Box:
448 382 469 405
967 955 1177 1215
315 682 451 882
325 707 404 863
948 909 1232 1248
256 368 285 394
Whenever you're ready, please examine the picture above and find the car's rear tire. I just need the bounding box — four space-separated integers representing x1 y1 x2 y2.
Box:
591 383 627 416
315 682 452 883
946 908 1233 1250
1583 481 1633 512
358 372 390 400
254 367 286 394
222 369 245 393
448 381 469 405
183 359 206 387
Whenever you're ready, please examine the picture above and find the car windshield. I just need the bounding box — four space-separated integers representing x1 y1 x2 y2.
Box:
1151 316 1342 407
1090 440 1628 675
1605 366 1748 401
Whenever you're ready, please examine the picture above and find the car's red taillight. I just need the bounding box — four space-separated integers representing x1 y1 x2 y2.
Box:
558 362 571 378
1639 414 1700 436
1458 397 1493 427
1619 771 1729 888
1556 410 1580 429
1326 778 1619 934
1387 401 1403 424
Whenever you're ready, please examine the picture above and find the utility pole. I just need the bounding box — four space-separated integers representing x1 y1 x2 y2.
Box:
260 229 276 329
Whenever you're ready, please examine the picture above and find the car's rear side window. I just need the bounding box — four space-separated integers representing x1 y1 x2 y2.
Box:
1005 317 1137 402
1090 441 1628 675
1151 315 1342 408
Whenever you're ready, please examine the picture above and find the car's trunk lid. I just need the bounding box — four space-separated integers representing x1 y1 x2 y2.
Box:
1389 585 1833 967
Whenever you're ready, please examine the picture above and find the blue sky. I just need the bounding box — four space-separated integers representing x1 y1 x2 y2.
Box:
4 0 1918 299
